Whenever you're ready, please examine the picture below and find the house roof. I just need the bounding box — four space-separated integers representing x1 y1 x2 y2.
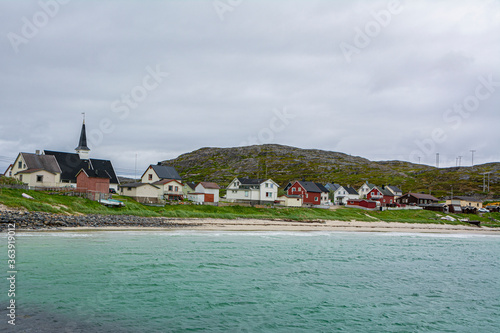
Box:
386 185 402 193
325 183 341 192
19 153 62 175
152 179 183 186
185 181 197 191
121 182 159 189
374 186 395 197
454 196 482 203
198 182 220 189
148 164 182 181
237 178 266 185
17 168 58 175
344 186 359 195
44 150 119 184
3 164 13 175
407 192 439 201
76 168 111 179
294 181 328 193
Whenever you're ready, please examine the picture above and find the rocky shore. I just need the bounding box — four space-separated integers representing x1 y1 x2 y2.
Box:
0 211 199 231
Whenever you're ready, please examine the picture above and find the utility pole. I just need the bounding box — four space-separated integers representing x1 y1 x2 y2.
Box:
134 153 137 180
470 150 476 166
418 156 421 164
458 156 462 167
436 153 439 168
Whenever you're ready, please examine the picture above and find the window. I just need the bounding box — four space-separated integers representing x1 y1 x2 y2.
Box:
314 197 318 201
18 161 22 168
292 187 295 192
232 190 237 193
245 191 249 197
168 185 173 191
175 186 178 192
20 175 23 181
265 183 269 188
148 174 153 181
128 187 132 191
36 175 43 182
266 192 272 198
270 184 273 188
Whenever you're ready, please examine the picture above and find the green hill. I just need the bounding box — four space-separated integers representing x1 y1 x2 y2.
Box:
163 144 499 198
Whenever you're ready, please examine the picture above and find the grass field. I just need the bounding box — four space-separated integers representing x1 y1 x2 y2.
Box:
1 188 499 227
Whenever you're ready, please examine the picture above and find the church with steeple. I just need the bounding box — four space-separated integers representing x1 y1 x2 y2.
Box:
44 115 120 192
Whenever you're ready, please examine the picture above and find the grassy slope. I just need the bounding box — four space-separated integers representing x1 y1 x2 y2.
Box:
1 188 499 227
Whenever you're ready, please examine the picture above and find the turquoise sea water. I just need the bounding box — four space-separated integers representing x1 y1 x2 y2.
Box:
1 231 499 332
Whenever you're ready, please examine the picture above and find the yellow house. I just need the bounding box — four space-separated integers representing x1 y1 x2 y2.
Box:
153 179 184 200
12 152 62 188
445 197 483 209
277 195 303 207
119 182 161 204
141 164 182 183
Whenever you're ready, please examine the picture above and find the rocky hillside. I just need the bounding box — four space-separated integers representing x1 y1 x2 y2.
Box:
162 144 499 197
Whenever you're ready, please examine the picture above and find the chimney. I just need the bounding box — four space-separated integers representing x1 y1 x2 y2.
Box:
35 150 40 155
157 162 162 166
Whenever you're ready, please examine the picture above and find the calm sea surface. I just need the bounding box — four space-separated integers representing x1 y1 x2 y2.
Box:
1 231 499 332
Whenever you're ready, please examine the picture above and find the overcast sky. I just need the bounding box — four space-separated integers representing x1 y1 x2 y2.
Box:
1 0 499 177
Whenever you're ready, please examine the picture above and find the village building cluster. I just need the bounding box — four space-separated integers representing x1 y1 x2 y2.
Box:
1 119 490 212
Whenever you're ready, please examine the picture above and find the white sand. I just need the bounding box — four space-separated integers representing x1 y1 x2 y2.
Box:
49 218 500 234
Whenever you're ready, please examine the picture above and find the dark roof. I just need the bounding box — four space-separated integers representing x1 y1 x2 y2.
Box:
121 182 159 189
77 168 111 179
237 178 266 185
75 122 90 151
386 185 402 193
377 187 395 197
185 181 197 190
315 183 329 193
20 153 61 174
295 181 328 193
325 183 341 192
407 192 439 201
44 150 119 184
150 165 181 180
344 186 359 195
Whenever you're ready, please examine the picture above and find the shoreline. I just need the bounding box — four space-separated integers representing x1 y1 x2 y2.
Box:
9 218 500 235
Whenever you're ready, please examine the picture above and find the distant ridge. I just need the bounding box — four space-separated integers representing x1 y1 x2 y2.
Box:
162 144 499 197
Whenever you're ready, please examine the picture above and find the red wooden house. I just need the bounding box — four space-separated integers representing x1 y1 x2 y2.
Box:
286 180 329 205
76 168 110 199
366 186 395 207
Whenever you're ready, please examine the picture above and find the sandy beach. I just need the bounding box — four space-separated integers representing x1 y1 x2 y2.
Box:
47 218 500 234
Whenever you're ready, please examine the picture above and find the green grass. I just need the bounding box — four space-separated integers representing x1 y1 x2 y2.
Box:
1 188 499 226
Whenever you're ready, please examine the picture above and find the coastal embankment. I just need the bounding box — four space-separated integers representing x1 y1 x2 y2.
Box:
1 209 499 234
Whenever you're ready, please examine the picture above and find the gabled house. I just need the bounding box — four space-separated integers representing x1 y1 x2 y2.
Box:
386 185 403 197
153 179 184 200
141 163 181 184
325 183 341 200
358 181 376 199
3 164 13 177
119 182 161 204
226 177 279 204
11 152 62 187
183 181 197 197
277 194 303 207
188 182 220 204
333 186 359 205
396 193 439 206
76 168 110 199
287 180 330 205
445 196 483 209
366 186 396 207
